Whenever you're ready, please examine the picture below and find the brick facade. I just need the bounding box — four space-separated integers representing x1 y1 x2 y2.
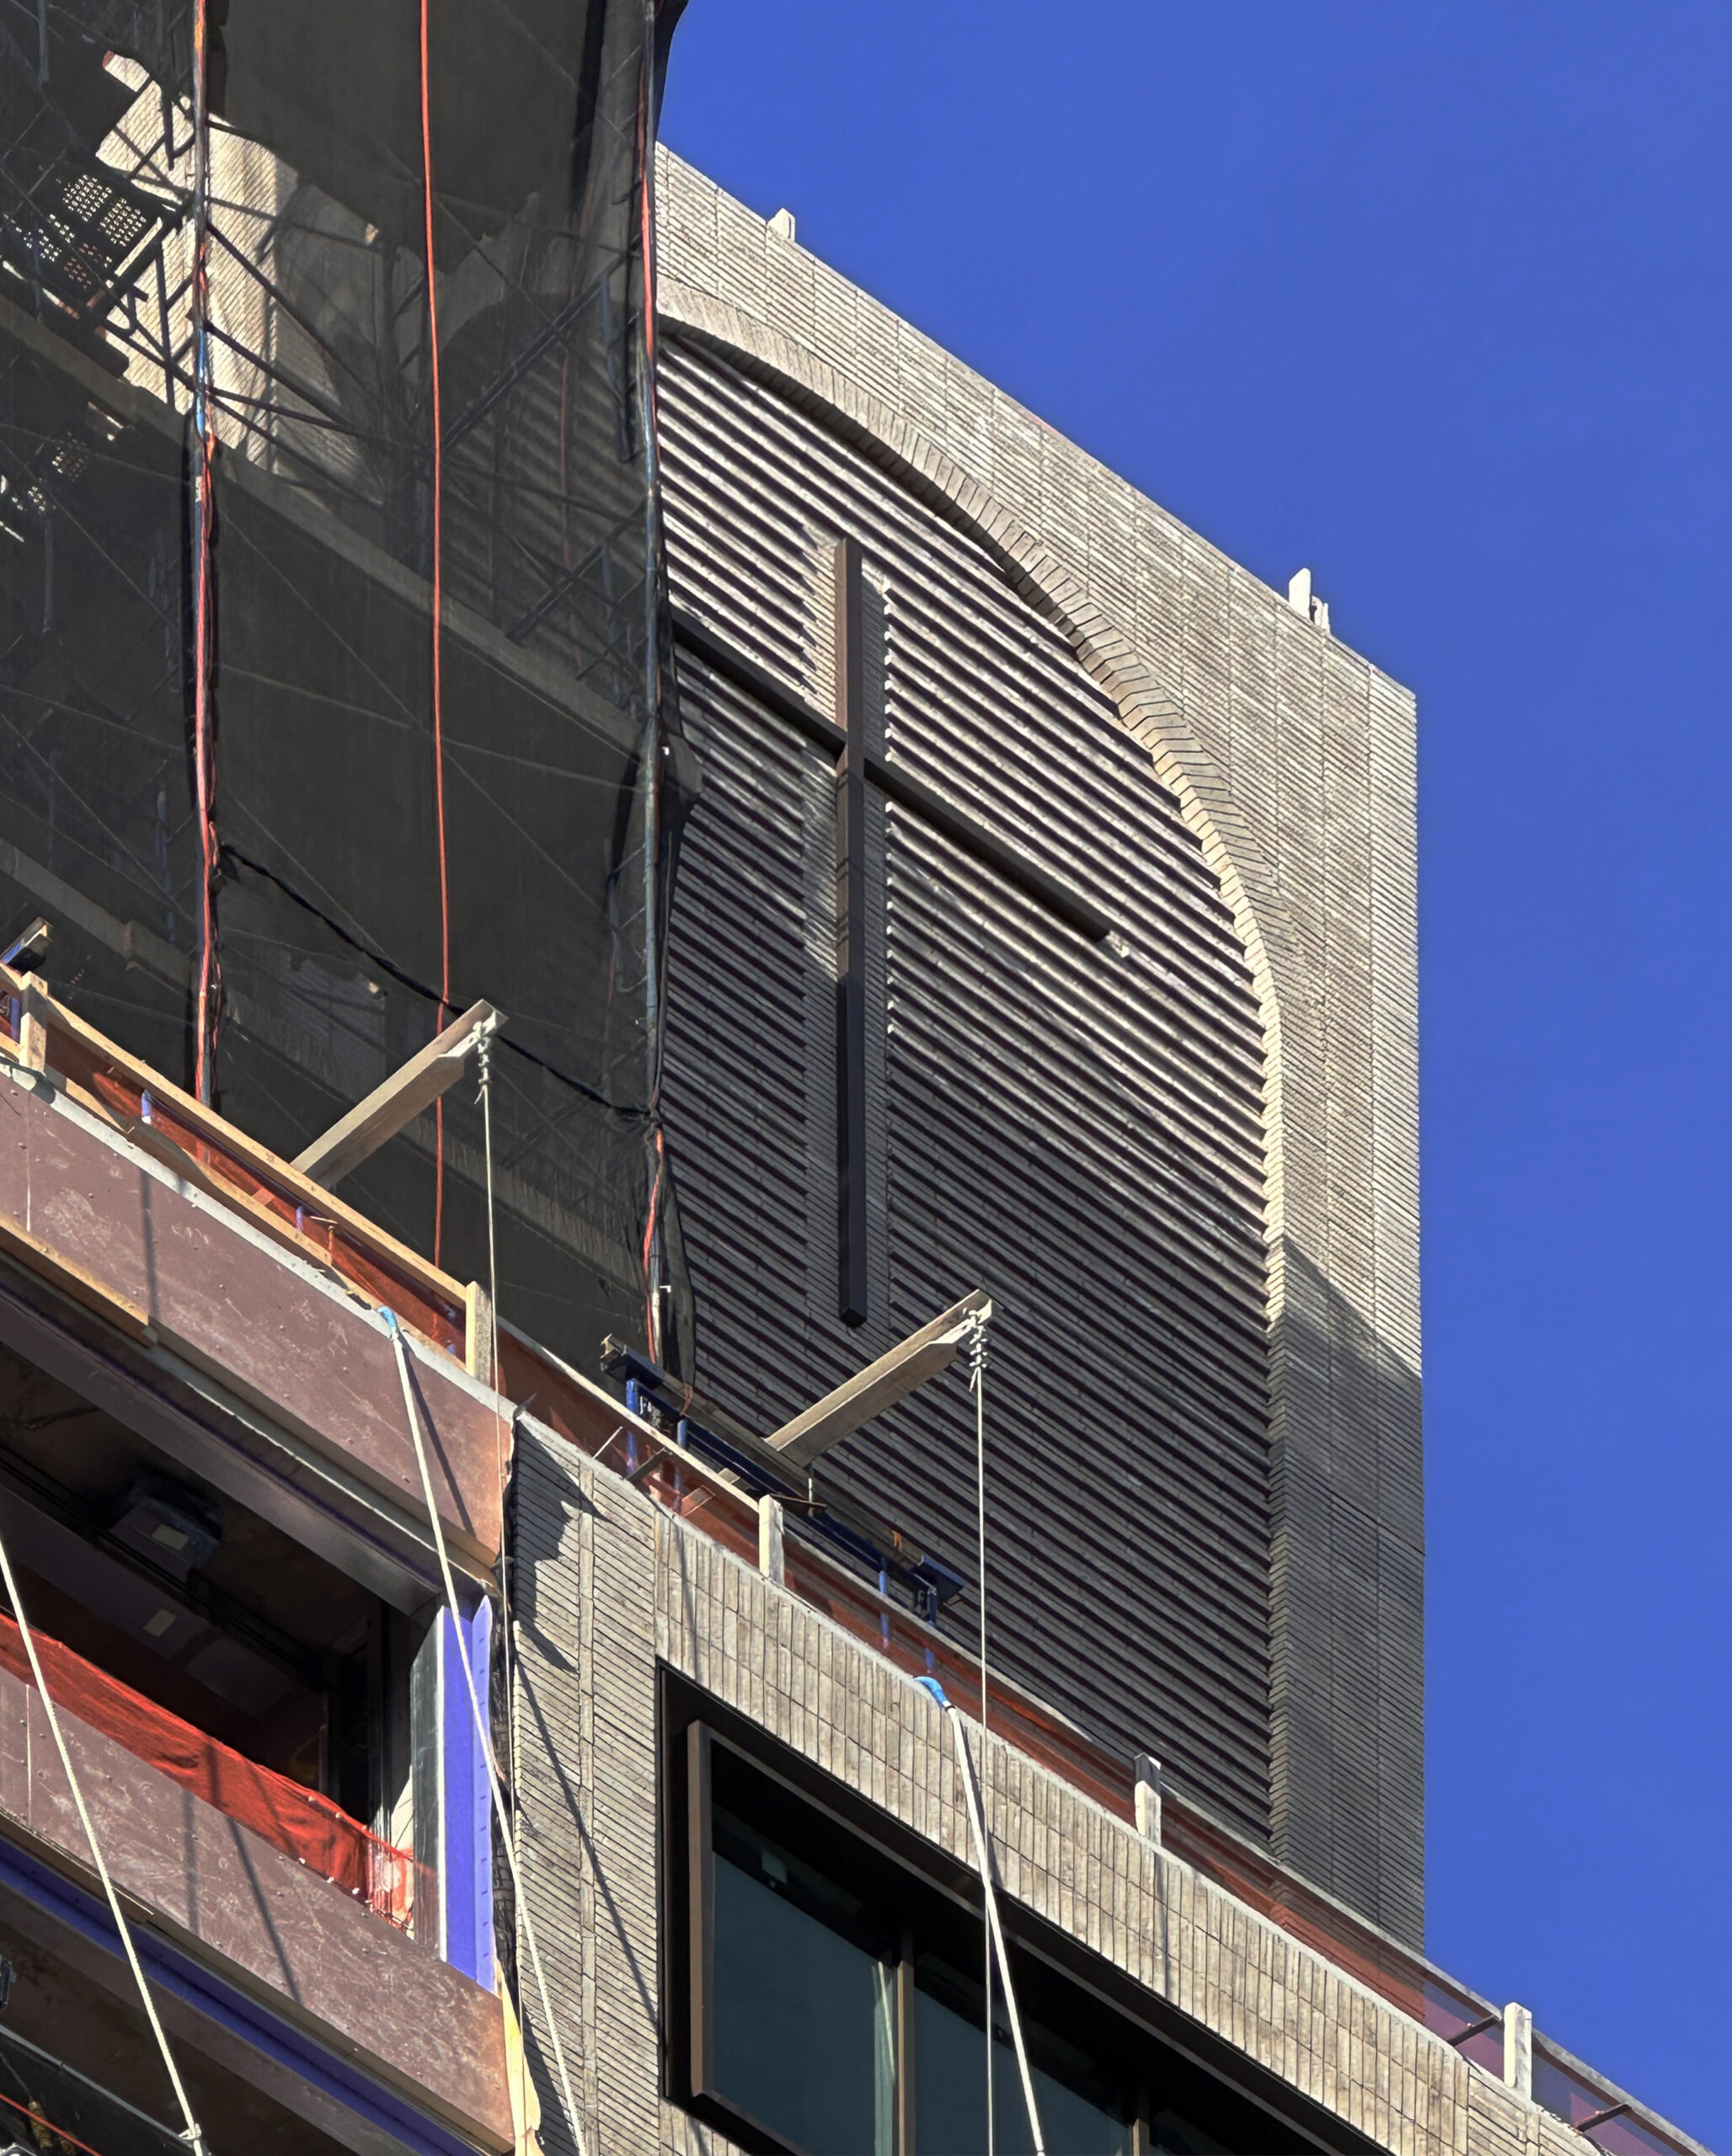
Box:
652 148 1424 1945
511 1430 1582 2156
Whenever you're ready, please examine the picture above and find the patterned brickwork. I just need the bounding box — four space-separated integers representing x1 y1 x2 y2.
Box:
506 1429 1585 2156
653 148 1424 1944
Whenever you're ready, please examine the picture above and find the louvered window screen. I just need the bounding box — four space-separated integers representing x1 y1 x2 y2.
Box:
660 337 1273 1841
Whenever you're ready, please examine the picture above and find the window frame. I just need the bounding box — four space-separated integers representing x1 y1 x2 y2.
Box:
685 1718 911 2150
660 1668 1376 2156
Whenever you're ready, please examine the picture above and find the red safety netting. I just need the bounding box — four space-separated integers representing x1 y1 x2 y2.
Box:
0 1611 419 1928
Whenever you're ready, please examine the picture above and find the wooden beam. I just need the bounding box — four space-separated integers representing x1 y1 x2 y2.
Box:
766 1289 992 1469
5 969 473 1362
293 1001 501 1189
0 915 50 969
0 1207 157 1343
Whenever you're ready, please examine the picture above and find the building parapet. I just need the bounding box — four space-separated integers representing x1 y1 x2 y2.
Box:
0 963 1701 2156
514 1422 1713 2156
0 1660 511 2152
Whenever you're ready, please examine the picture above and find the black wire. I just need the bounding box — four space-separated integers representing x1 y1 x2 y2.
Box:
219 847 651 1122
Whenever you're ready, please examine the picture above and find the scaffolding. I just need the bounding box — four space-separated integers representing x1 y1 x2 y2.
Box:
0 0 689 1380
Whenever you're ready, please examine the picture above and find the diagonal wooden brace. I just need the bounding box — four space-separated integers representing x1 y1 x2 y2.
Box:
293 1001 503 1189
766 1288 992 1469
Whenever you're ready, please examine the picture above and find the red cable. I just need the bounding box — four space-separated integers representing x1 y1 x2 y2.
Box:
641 1126 663 1350
420 0 452 1264
193 460 215 1102
0 2084 112 2156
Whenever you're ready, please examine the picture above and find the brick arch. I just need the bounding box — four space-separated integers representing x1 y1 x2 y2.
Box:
656 278 1325 1275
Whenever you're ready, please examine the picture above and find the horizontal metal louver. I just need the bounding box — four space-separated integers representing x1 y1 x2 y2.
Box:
658 334 1273 1840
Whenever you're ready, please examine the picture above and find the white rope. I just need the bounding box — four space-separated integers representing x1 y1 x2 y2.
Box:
0 1524 208 2156
383 1309 588 2156
920 1676 1045 2156
970 1310 994 2154
473 1018 533 2149
470 1021 514 1825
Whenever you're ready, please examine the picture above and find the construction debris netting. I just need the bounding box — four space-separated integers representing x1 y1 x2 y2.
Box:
0 1610 417 1919
0 0 693 1369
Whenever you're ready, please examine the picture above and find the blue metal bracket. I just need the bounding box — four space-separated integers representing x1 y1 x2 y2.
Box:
438 1593 493 1989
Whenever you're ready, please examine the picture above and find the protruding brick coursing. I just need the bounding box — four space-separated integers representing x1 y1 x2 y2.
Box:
511 1436 1502 2156
653 147 1423 1944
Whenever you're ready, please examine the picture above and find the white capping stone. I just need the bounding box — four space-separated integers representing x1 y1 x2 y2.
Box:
758 1494 785 1584
1503 2003 1533 2099
1135 1753 1163 1845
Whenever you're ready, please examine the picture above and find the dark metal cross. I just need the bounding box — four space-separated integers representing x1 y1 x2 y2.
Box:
831 536 869 1327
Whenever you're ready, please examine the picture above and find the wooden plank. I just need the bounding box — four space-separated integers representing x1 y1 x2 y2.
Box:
767 1289 992 1469
464 1280 493 1383
293 1001 501 1189
0 915 50 969
0 1209 156 1343
6 968 469 1324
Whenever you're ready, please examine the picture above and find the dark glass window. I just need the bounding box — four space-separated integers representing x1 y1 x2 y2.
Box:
668 1689 1331 2156
912 1969 1131 2156
711 1802 895 2154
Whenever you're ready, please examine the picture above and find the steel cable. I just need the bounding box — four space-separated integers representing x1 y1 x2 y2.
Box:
0 1520 208 2156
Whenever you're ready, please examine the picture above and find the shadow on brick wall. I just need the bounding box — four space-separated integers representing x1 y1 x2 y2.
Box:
1270 1238 1424 1950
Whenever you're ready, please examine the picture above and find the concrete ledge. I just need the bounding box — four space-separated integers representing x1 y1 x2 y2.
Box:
0 1071 502 1568
0 1664 511 2153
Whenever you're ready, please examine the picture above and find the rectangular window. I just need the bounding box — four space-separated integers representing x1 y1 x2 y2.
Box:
912 1956 1131 2156
711 1788 896 2153
666 1678 1332 2156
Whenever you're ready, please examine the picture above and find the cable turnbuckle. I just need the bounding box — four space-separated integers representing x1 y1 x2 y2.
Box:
968 1310 990 1390
472 1010 500 1102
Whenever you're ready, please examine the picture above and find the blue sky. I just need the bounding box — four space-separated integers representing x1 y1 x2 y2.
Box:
662 4 1731 2144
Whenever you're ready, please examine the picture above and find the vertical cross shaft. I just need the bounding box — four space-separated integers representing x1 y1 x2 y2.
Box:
833 536 869 1326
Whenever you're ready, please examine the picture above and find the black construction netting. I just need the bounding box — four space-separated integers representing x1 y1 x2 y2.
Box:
0 0 694 1372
